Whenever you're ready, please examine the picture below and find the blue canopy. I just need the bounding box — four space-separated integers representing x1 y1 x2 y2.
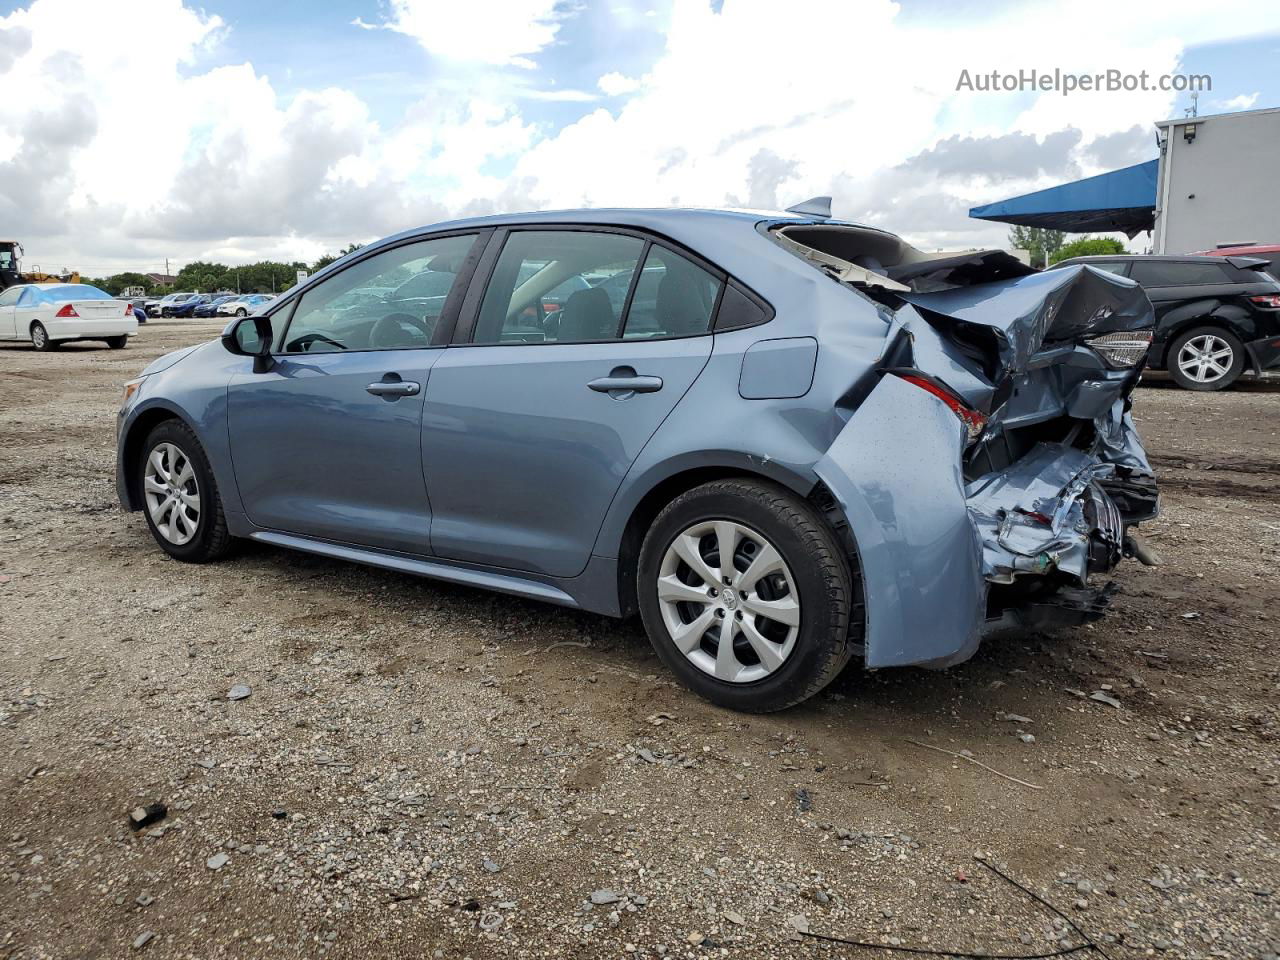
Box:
969 160 1158 236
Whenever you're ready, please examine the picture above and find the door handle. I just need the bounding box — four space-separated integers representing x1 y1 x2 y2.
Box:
366 379 420 397
588 368 663 396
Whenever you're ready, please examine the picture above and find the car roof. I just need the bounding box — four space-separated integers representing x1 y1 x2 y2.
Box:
303 206 871 293
1058 254 1229 263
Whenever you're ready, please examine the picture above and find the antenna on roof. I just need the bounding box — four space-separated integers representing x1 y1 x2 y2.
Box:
785 196 832 219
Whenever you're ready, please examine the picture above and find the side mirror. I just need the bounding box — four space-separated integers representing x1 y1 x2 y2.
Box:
221 315 276 373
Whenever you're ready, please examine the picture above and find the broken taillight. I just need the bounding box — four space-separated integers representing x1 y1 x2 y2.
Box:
55 304 78 318
893 372 987 441
1085 330 1152 368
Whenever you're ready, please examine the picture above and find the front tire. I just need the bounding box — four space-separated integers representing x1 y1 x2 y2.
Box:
30 322 57 351
637 478 856 712
106 335 128 349
139 420 233 563
1168 325 1245 391
235 308 248 317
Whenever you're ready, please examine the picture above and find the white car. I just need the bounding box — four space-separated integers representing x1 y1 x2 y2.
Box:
0 282 138 351
215 293 276 317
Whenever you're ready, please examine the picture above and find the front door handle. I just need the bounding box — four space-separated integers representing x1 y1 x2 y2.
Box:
366 375 420 398
588 367 663 398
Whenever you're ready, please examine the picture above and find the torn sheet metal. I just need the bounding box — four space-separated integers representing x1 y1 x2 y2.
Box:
965 444 1123 584
903 265 1154 374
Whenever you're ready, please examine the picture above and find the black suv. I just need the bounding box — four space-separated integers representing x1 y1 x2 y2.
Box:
1050 254 1280 390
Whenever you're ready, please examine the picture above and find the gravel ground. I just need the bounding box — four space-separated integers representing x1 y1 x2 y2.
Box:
1 320 1277 960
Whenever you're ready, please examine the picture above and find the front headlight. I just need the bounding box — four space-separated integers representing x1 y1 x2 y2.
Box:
121 377 145 410
1085 330 1153 368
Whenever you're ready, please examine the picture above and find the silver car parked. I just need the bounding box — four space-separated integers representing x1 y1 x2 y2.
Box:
115 203 1159 711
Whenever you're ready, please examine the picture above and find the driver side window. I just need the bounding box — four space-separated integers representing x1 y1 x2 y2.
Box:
281 233 476 353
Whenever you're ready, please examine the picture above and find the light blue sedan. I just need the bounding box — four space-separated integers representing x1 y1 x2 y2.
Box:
115 205 1159 711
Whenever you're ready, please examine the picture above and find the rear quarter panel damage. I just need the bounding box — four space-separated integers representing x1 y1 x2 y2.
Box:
815 374 984 669
817 263 1157 670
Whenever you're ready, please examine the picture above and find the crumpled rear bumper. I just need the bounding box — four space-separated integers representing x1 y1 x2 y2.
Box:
815 377 1150 671
967 443 1123 585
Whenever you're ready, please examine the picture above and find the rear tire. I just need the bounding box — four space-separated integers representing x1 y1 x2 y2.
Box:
30 322 57 351
637 478 856 712
106 335 128 349
139 420 234 563
1167 325 1245 391
235 307 248 317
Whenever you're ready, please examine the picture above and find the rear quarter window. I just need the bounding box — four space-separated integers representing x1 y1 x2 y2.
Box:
1129 261 1230 286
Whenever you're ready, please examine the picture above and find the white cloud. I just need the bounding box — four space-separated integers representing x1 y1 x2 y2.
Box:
0 0 540 271
1214 92 1260 111
374 0 566 69
512 0 1280 249
517 87 599 102
597 71 640 96
5 0 1280 275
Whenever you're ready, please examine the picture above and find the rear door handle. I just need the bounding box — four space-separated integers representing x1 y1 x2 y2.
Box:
588 368 663 396
366 379 420 397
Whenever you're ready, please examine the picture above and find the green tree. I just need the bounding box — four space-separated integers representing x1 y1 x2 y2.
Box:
174 261 232 293
1049 235 1126 264
102 272 154 295
1007 225 1066 268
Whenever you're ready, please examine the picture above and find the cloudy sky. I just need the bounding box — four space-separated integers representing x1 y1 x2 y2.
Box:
2 0 1279 276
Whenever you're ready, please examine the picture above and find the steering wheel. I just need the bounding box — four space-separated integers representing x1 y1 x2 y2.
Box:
370 312 431 349
288 332 348 352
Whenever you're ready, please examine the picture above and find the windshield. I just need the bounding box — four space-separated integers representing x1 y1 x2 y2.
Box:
41 284 112 301
392 271 456 300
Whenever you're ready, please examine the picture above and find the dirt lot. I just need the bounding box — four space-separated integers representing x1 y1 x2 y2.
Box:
1 320 1277 960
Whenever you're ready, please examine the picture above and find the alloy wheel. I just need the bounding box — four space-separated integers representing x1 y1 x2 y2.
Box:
144 442 201 545
1176 334 1234 384
31 324 46 349
656 519 800 684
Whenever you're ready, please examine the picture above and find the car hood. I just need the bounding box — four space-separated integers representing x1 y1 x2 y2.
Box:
138 341 208 376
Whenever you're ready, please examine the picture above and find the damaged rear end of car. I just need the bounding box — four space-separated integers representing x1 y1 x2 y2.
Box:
771 221 1159 669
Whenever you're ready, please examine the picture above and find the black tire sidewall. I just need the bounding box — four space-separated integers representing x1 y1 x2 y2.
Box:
637 482 850 712
1167 325 1245 391
139 421 224 562
31 323 53 351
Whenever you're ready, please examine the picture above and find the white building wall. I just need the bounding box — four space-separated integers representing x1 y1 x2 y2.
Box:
1154 108 1280 254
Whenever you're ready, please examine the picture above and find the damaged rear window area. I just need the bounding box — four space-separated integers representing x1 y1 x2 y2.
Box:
768 221 1037 295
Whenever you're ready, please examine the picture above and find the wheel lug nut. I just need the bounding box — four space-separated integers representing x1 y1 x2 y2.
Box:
715 609 725 618
708 588 718 598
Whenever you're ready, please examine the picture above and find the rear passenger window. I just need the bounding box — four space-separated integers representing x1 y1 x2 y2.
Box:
622 247 722 339
281 234 475 353
1129 261 1229 286
473 231 644 344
